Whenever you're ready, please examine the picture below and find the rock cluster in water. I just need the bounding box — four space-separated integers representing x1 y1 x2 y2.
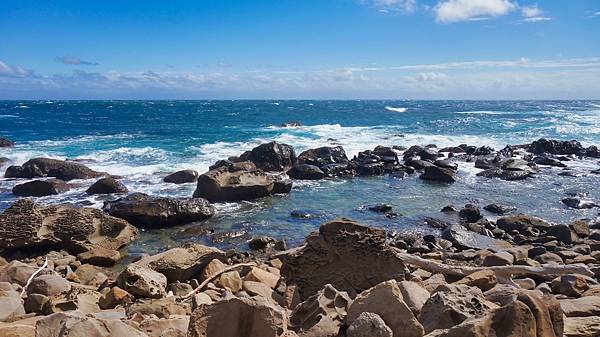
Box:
0 137 600 336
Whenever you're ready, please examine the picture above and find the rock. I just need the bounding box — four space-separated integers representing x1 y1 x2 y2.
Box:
560 296 600 317
0 199 138 254
441 225 512 252
297 146 349 168
546 224 578 244
98 286 134 309
405 158 435 170
484 284 519 306
483 203 515 215
397 281 430 315
0 261 38 286
35 311 148 337
347 280 424 337
533 155 568 167
27 274 71 297
164 170 199 184
117 265 167 298
5 158 101 181
289 284 350 337
368 204 393 213
248 236 283 251
134 243 225 283
552 274 589 297
188 297 287 337
346 312 393 337
419 166 456 183
571 220 590 237
281 121 302 127
563 197 599 209
126 297 189 318
77 248 121 267
517 290 564 337
73 264 109 287
241 141 296 172
530 138 585 156
564 316 600 337
218 271 242 292
244 267 279 289
12 179 70 197
287 164 325 180
453 270 497 291
535 252 564 264
0 324 34 337
418 284 490 333
193 166 292 202
281 220 407 300
482 251 514 266
0 297 25 322
0 136 14 147
103 193 215 228
496 214 551 234
458 204 481 223
85 177 128 195
138 316 190 337
201 259 226 280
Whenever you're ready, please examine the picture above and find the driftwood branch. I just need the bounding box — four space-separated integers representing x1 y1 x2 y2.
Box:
394 251 595 281
21 257 48 297
179 262 256 300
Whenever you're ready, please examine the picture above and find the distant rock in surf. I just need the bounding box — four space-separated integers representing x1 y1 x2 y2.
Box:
5 157 103 181
164 170 199 184
0 136 14 147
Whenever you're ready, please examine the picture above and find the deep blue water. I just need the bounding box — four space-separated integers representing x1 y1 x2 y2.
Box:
1 100 600 254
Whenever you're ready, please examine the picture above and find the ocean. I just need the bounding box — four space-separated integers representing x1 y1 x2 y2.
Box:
1 100 600 254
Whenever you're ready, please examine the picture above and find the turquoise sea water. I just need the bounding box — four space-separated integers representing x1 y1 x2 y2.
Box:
1 100 600 253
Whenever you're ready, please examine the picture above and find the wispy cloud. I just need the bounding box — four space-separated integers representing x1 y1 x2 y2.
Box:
361 0 417 14
521 4 551 22
0 60 32 77
434 0 517 23
56 55 99 66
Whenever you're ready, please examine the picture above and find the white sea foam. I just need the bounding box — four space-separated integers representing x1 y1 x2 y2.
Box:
0 114 18 118
385 106 408 113
454 111 507 115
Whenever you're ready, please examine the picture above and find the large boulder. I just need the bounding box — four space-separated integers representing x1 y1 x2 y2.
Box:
0 199 138 254
134 243 225 282
289 284 350 337
287 164 325 180
193 166 292 202
530 138 585 156
441 224 512 252
0 136 14 147
103 193 215 227
496 214 552 234
347 312 393 337
12 179 70 197
281 219 407 300
420 166 456 183
297 146 349 168
241 141 296 172
35 311 149 337
85 177 128 195
117 265 167 298
163 169 199 184
0 297 25 322
187 297 287 337
5 158 102 181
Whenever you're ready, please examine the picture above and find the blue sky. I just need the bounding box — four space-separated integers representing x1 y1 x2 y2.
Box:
1 0 599 99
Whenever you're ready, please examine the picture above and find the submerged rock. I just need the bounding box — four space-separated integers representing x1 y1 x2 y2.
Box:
163 169 199 184
103 193 215 227
5 157 102 181
12 179 70 197
0 199 138 254
86 177 128 195
193 166 292 202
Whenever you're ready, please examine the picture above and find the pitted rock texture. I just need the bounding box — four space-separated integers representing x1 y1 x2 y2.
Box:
4 157 102 181
0 199 138 254
281 219 407 300
289 284 351 337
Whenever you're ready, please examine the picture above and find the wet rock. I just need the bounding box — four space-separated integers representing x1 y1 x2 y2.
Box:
188 297 287 337
241 141 296 172
347 280 424 337
483 203 516 215
85 177 128 195
546 224 578 244
164 170 199 184
117 265 167 298
530 138 585 156
134 243 225 283
562 197 599 209
248 236 285 251
356 162 385 176
534 155 568 167
441 224 512 252
5 157 102 181
36 311 148 337
27 274 71 297
0 136 14 147
347 312 392 337
368 204 393 213
281 220 407 300
104 193 215 227
193 166 292 202
458 204 482 223
405 158 435 170
297 146 349 169
12 179 70 197
496 214 551 234
434 159 458 170
419 166 457 183
0 199 138 254
289 284 350 337
287 164 325 180
552 274 589 297
0 297 25 322
281 121 302 127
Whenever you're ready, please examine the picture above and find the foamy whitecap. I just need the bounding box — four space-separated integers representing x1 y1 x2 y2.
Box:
385 106 408 113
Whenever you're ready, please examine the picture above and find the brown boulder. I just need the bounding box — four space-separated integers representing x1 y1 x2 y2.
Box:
12 179 70 197
117 265 167 298
85 177 128 195
164 170 199 184
5 157 102 181
35 311 148 337
289 284 350 337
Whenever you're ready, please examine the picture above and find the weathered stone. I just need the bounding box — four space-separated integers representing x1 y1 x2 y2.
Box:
98 286 134 309
218 271 242 292
560 296 600 317
484 284 519 306
0 297 25 322
187 297 287 337
397 281 430 316
244 267 279 289
564 316 600 337
290 284 350 337
496 214 551 234
77 248 120 267
103 193 215 228
442 225 512 252
117 265 167 298
420 166 456 183
126 297 189 318
242 141 296 172
482 251 514 266
535 252 563 264
0 199 138 254
201 259 226 280
483 203 516 215
347 312 393 337
5 158 102 181
12 179 70 197
138 316 189 337
0 261 38 286
0 324 34 337
164 170 199 184
27 274 71 297
85 177 128 195
281 220 407 300
35 311 148 337
552 274 590 297
73 264 108 287
453 270 497 291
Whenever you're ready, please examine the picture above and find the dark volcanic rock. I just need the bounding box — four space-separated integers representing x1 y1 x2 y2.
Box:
434 159 458 171
404 159 435 170
0 199 138 254
496 214 551 234
281 121 302 127
5 157 102 181
533 156 567 167
484 203 516 215
459 204 482 223
193 166 292 202
164 170 199 184
287 164 325 180
86 177 128 195
419 166 457 182
297 146 349 168
240 141 296 172
441 224 512 252
103 192 215 227
562 197 599 209
0 136 14 147
530 138 585 156
281 219 407 300
12 179 70 197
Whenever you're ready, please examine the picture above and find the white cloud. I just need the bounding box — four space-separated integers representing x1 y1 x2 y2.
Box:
363 0 417 13
0 60 32 77
521 4 550 22
56 55 99 66
434 0 517 23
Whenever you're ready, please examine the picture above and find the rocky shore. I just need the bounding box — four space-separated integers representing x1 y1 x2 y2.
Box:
0 136 600 336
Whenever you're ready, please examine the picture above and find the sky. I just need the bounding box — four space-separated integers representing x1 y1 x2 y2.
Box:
1 0 599 99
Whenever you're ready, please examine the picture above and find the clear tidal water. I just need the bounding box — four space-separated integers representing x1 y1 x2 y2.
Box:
1 100 600 254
